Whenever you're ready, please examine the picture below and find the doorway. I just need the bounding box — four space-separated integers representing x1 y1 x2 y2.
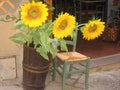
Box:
52 0 120 59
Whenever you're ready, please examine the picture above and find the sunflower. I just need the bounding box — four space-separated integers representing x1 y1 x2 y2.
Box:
52 13 76 39
20 1 48 27
82 19 105 40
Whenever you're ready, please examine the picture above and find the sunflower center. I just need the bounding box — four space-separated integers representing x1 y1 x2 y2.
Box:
59 20 68 30
89 24 97 32
28 6 39 18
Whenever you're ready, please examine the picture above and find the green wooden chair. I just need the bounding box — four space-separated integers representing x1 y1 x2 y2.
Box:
52 27 90 90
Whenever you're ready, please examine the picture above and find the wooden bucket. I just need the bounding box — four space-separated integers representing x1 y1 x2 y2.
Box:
23 46 49 90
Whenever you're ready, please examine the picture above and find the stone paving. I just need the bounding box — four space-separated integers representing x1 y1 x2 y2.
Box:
0 68 119 90
45 68 120 90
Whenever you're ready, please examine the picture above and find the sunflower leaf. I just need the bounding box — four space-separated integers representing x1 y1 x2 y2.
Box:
49 39 59 58
38 20 53 35
36 47 49 60
60 39 68 51
32 31 41 45
49 45 58 58
10 32 27 44
14 20 28 31
14 20 23 29
51 38 59 49
80 26 85 32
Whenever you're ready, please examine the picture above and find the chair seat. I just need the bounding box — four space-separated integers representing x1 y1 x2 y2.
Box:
57 51 88 62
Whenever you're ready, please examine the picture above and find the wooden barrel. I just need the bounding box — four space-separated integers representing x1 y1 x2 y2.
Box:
23 46 49 90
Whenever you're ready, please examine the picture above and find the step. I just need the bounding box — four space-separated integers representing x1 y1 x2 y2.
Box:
90 53 120 72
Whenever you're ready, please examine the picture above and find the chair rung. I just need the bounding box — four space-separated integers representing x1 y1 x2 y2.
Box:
68 69 85 75
79 63 86 67
66 40 74 45
58 64 63 69
71 66 79 70
56 69 62 76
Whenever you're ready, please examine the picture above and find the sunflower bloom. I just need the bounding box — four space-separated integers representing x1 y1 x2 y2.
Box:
82 19 105 40
21 1 48 27
53 13 76 38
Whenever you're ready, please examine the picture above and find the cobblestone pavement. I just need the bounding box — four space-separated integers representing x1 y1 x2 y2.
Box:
0 69 119 90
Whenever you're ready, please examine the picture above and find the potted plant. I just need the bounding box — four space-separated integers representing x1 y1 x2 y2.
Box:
9 0 76 90
0 0 105 90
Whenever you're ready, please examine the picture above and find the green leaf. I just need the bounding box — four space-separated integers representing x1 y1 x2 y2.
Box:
49 45 58 58
11 16 17 20
70 31 75 39
14 20 23 29
26 34 32 45
51 38 59 49
72 31 77 40
50 7 55 11
80 26 85 32
40 32 51 48
60 39 68 51
32 31 41 45
0 15 17 22
36 47 49 60
10 32 27 44
5 15 11 20
38 20 53 35
14 20 28 31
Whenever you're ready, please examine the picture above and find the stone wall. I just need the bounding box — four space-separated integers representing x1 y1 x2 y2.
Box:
0 0 28 86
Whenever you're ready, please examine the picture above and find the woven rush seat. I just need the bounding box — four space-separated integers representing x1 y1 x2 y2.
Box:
57 51 88 62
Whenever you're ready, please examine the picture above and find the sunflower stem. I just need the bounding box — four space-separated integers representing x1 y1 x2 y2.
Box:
19 29 27 33
26 27 31 47
34 44 37 49
77 23 86 28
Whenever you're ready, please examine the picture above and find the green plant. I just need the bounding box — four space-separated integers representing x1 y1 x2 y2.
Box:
9 0 76 60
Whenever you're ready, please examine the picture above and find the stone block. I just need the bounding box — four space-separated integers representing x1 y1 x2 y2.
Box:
0 56 16 81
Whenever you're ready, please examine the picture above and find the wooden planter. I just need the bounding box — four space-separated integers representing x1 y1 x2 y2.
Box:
23 46 49 90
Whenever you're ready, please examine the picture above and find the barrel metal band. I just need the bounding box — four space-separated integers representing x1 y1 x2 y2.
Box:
23 63 49 69
23 63 49 74
23 66 48 74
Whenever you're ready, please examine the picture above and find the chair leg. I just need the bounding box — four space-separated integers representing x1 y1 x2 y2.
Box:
62 61 67 90
85 58 90 90
52 57 57 81
68 64 73 78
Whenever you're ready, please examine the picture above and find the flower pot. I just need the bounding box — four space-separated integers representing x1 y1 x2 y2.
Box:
23 45 49 90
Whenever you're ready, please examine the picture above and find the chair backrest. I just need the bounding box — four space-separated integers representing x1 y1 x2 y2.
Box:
65 23 78 52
